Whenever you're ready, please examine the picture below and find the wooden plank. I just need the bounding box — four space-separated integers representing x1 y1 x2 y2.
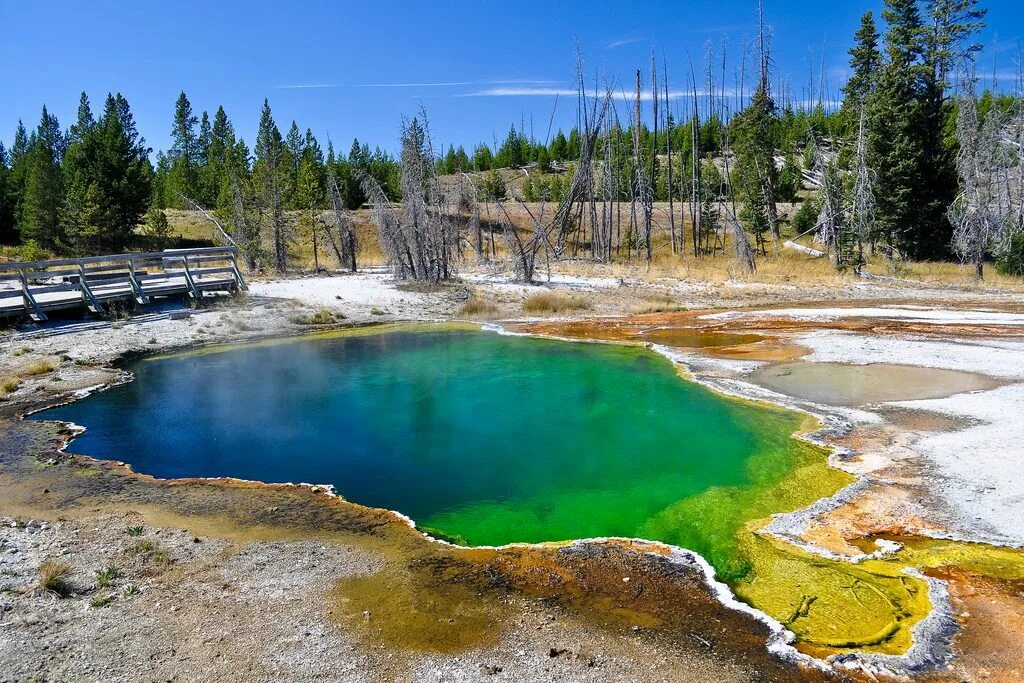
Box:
9 282 77 296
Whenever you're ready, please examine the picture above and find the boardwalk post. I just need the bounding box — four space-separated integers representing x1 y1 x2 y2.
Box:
180 255 201 300
19 269 47 322
77 264 104 314
230 250 248 292
127 259 150 305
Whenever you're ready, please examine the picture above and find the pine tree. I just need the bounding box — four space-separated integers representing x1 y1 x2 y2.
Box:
203 106 235 210
61 94 152 253
69 92 95 144
549 131 568 161
297 130 326 270
168 91 199 206
916 0 987 259
869 0 926 260
196 111 214 205
0 143 15 244
732 67 781 252
254 100 289 272
866 0 986 261
19 106 65 247
284 121 304 208
152 152 170 209
472 144 493 171
842 13 881 116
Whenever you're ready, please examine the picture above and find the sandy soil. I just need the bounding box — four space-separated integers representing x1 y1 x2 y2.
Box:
2 264 1024 682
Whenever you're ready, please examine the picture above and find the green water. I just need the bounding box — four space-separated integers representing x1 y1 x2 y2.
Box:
37 327 822 575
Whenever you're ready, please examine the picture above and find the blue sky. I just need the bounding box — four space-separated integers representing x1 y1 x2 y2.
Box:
1 0 1021 156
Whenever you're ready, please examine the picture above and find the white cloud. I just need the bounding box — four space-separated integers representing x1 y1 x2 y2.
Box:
274 83 337 89
607 37 644 49
354 79 561 88
460 87 578 97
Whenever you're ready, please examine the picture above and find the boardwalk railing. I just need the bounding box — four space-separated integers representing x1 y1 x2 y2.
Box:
0 247 247 322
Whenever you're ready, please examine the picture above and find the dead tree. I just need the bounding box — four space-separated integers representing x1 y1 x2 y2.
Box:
552 61 613 260
648 52 659 262
363 110 458 282
719 64 756 274
496 199 551 283
848 107 876 273
631 70 654 262
950 75 1022 280
325 165 358 272
664 57 677 254
816 159 847 267
950 86 988 279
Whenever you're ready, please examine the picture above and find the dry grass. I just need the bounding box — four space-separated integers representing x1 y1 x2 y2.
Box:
459 298 500 319
36 558 73 597
628 294 685 315
1 376 21 394
165 209 387 272
165 204 1024 292
522 292 593 314
25 360 56 376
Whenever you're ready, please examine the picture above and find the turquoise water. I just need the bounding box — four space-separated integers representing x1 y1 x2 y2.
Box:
36 327 808 552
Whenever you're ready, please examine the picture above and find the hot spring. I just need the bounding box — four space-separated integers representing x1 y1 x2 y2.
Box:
47 325 955 654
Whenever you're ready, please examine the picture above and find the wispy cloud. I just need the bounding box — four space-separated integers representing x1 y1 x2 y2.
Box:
460 87 577 97
607 36 643 49
355 79 559 88
463 85 735 101
274 83 337 89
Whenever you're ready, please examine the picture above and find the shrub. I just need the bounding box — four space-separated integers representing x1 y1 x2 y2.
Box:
290 308 345 325
1 377 21 394
14 240 48 263
479 170 507 201
95 565 120 588
144 206 173 250
125 539 172 568
90 594 114 608
790 197 821 236
37 559 73 597
522 292 592 314
125 525 144 537
125 539 155 556
996 233 1024 278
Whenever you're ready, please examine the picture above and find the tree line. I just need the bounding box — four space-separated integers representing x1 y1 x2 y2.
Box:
1 0 1021 279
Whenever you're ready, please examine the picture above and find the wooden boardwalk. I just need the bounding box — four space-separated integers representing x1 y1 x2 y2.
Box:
0 247 247 322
